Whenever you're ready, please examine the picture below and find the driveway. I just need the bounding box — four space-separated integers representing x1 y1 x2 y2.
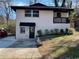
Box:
0 36 37 48
0 36 16 48
9 39 37 48
0 36 42 59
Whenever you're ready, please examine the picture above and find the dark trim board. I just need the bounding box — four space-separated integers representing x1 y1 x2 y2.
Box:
11 6 73 12
20 22 36 26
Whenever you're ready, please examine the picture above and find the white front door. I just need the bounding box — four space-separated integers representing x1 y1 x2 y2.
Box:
25 27 29 39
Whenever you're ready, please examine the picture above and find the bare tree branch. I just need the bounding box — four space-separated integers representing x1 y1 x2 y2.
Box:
0 0 12 23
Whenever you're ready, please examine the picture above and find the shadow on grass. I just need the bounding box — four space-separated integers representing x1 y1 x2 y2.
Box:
39 35 67 41
54 44 79 59
41 36 79 59
75 28 79 32
42 45 79 59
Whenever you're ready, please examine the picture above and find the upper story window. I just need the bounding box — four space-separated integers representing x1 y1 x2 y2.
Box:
25 10 31 17
25 10 39 17
54 12 68 17
33 10 39 17
54 12 61 17
57 13 61 17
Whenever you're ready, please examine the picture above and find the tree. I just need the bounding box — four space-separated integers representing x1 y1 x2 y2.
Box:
29 0 37 5
54 0 58 7
29 0 33 5
34 0 37 4
54 0 72 8
61 0 66 7
54 0 66 7
69 10 77 28
0 0 11 23
66 0 72 8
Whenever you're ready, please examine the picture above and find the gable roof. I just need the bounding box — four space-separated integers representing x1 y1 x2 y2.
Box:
30 3 47 7
11 3 73 12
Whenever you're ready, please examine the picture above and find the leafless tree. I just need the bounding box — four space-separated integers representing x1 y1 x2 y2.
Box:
29 0 38 5
0 0 11 23
34 0 37 4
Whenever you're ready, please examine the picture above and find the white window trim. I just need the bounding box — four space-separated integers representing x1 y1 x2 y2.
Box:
20 26 25 34
25 10 39 17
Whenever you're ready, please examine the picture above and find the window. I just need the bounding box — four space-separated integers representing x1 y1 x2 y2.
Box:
53 17 70 23
25 10 31 17
54 12 61 17
53 18 61 23
33 10 39 17
57 13 61 17
25 10 39 17
62 18 66 23
20 27 25 33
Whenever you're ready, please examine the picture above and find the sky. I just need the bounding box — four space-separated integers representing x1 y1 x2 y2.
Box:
0 0 78 20
11 0 76 6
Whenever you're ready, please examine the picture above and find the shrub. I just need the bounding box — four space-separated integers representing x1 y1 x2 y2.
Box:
54 29 59 34
60 29 65 34
44 29 50 35
68 29 73 35
37 30 43 37
50 29 54 35
65 28 68 34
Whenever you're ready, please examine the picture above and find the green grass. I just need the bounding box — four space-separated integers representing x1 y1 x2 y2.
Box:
52 46 79 58
66 47 79 57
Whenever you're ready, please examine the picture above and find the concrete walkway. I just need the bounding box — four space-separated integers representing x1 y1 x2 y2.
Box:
0 48 42 59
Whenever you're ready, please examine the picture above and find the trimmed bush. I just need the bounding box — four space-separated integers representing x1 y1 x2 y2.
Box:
37 28 73 37
50 29 54 35
68 29 73 35
54 29 59 34
37 30 43 37
60 29 65 34
44 29 50 35
65 28 68 34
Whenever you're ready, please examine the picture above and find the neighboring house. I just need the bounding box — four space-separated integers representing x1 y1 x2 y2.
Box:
11 3 73 39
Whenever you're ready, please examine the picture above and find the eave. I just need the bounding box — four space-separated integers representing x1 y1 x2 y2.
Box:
11 6 73 12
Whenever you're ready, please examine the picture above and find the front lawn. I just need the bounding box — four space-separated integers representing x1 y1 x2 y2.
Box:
39 32 79 59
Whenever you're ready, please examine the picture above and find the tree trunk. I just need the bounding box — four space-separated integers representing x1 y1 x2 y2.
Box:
34 0 37 4
70 20 75 28
61 0 66 7
70 1 72 8
54 0 58 7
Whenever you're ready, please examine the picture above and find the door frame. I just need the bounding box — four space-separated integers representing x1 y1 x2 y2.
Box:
29 26 35 38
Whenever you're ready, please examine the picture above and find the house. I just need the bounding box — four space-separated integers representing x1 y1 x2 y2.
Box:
11 3 73 39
